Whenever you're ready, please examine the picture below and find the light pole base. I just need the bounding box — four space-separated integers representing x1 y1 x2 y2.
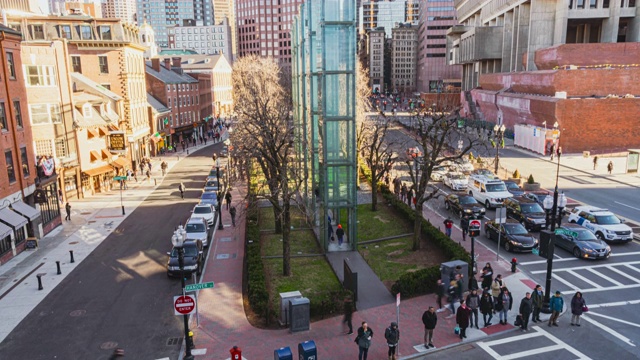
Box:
184 355 195 360
540 304 552 314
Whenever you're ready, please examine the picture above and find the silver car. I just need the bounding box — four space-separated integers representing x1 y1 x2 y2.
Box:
185 217 210 247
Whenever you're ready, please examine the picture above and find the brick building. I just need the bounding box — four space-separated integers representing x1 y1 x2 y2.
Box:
0 25 50 265
365 28 385 94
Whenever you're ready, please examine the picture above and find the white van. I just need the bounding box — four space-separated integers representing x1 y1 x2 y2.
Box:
467 175 513 209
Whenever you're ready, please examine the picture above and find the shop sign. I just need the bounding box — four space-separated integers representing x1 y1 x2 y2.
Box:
33 189 48 204
109 132 126 152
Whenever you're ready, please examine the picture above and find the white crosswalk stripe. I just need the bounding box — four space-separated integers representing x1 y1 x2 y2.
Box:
529 263 640 294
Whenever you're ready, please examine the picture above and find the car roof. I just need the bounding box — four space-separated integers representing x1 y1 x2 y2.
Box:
508 196 536 204
575 205 611 214
187 216 207 224
561 223 588 230
202 191 217 196
492 219 520 224
194 203 211 208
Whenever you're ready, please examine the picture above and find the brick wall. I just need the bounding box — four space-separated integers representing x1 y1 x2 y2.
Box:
535 43 640 70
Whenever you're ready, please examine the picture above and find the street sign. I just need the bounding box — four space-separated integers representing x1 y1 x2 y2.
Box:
555 228 578 238
174 295 196 315
113 176 127 181
469 219 481 237
185 282 214 292
396 293 401 307
495 207 507 224
457 140 464 150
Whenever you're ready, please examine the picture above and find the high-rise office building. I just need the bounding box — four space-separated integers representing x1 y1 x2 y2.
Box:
167 19 233 61
101 0 136 24
366 28 385 93
213 0 237 59
235 0 304 65
391 23 418 94
360 0 419 37
136 0 214 48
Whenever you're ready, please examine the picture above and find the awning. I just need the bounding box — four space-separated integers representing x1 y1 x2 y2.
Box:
11 201 40 220
87 128 99 139
101 149 111 160
0 222 11 239
0 207 28 229
90 150 100 162
149 136 162 143
82 164 114 177
111 157 129 169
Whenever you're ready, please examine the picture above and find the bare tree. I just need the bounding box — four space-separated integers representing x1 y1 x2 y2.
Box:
232 55 298 276
361 113 397 210
355 59 374 188
405 98 487 251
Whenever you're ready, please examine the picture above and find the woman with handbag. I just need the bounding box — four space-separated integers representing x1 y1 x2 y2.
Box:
571 292 587 326
355 321 374 360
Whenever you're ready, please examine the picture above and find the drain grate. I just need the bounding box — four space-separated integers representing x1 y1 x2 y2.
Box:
166 337 183 346
81 212 92 215
220 237 232 242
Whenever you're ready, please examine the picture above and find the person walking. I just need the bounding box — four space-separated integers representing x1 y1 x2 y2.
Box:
407 187 414 207
435 279 446 312
607 160 614 174
571 291 586 327
225 191 232 210
161 161 168 176
460 215 469 241
468 272 479 292
336 224 345 246
343 297 354 334
519 292 533 331
496 287 513 325
178 182 186 199
593 156 598 170
531 284 544 323
229 206 237 227
328 215 334 239
548 291 564 327
443 217 454 238
480 290 494 327
400 184 407 203
466 289 480 329
422 306 437 349
456 301 471 340
384 322 400 360
355 322 373 360
447 280 458 316
491 274 504 303
65 202 71 221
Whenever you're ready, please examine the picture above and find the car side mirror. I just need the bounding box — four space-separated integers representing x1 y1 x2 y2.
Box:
620 218 625 223
166 252 171 256
199 251 203 255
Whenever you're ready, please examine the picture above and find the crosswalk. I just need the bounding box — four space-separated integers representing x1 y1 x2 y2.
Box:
530 261 640 294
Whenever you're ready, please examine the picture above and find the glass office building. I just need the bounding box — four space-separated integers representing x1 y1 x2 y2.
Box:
292 0 357 252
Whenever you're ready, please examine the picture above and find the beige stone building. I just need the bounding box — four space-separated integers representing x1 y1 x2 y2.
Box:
391 23 418 95
366 28 385 93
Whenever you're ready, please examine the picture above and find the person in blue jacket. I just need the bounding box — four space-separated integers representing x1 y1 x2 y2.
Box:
548 291 564 327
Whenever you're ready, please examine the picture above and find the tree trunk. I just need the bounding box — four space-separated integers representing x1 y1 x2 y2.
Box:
273 206 282 234
371 178 378 211
412 205 422 251
282 200 291 276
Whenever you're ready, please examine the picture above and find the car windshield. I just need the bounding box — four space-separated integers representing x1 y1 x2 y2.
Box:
449 174 466 180
171 245 198 257
505 182 519 190
503 223 528 235
202 193 217 200
209 170 217 177
205 181 219 187
521 203 544 213
486 183 507 192
575 230 598 241
476 170 493 176
193 206 211 214
459 196 477 205
186 223 206 232
595 215 621 225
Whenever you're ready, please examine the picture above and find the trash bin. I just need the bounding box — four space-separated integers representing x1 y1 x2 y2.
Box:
298 340 317 360
274 346 293 360
289 297 310 333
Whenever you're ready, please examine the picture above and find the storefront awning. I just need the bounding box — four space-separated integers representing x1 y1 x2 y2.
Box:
0 222 11 239
11 201 40 221
0 207 28 228
149 136 163 143
82 164 114 177
111 157 129 169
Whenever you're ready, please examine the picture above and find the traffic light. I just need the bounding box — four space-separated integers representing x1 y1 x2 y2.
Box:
538 230 555 259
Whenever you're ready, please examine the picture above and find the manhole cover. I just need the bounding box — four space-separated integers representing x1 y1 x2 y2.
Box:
100 341 119 350
216 254 230 259
220 237 232 242
68 241 79 245
166 337 183 346
69 310 86 317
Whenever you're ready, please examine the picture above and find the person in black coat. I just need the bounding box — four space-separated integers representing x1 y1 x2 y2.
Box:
496 287 513 325
456 301 471 339
480 291 495 327
481 263 493 291
421 306 437 348
519 292 533 331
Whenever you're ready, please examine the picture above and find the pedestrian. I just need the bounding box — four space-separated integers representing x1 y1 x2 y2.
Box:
447 280 458 316
225 191 232 210
148 161 152 172
178 182 186 199
593 156 598 170
468 272 479 292
548 291 564 327
443 217 454 238
336 224 345 246
456 301 471 340
466 289 480 329
161 161 168 176
519 292 533 331
491 274 504 304
435 279 446 312
65 202 71 221
607 160 613 174
531 284 544 323
480 290 494 327
460 215 469 241
481 263 493 291
328 215 334 239
229 206 237 227
422 306 437 349
549 143 555 161
58 189 63 204
343 296 354 334
384 322 400 360
407 187 414 206
400 184 407 202
393 177 400 196
570 291 586 327
355 321 373 360
146 169 151 181
133 169 138 182
384 174 391 187
496 287 513 325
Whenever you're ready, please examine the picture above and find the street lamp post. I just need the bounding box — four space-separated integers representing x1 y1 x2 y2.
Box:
216 164 224 230
492 124 506 175
171 228 194 360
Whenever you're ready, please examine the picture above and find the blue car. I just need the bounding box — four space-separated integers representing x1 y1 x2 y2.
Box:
200 191 218 207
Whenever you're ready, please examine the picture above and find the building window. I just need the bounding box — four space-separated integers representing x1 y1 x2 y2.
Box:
100 26 112 40
168 97 171 108
29 104 61 125
60 25 72 39
25 65 56 86
82 103 92 117
31 25 44 40
0 234 11 256
55 138 68 157
6 52 16 79
35 140 53 157
71 56 81 73
20 147 29 178
80 25 93 40
101 83 110 90
426 53 446 57
99 56 109 74
5 149 15 183
0 102 6 130
603 0 610 6
13 100 22 128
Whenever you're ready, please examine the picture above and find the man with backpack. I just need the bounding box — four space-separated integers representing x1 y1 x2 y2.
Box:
384 322 400 360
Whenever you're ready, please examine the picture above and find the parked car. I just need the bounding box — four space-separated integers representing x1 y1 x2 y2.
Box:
567 206 634 242
200 191 219 207
467 174 513 209
443 172 468 191
166 240 204 277
471 169 496 178
453 158 475 173
444 193 486 218
185 216 210 247
523 191 550 206
430 166 449 181
504 181 525 196
555 223 611 259
206 168 227 183
484 219 538 252
203 179 220 192
190 203 215 227
503 196 547 231
220 147 229 157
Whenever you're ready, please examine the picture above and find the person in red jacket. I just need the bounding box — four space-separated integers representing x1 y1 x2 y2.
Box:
443 218 454 238
456 301 471 340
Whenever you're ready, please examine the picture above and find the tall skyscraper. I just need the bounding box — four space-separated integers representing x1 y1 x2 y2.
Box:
213 0 237 59
136 0 214 48
101 0 136 24
235 0 304 65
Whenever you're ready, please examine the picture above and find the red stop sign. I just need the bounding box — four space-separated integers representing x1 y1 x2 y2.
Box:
174 295 196 315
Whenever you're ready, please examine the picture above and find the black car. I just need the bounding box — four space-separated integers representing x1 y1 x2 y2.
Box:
523 191 563 215
504 196 547 231
166 240 204 277
484 219 538 252
444 193 486 218
555 224 611 260
504 181 525 196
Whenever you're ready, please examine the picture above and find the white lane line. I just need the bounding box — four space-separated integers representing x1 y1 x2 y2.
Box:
580 283 640 294
532 326 593 359
531 260 640 274
588 299 640 309
587 311 640 329
500 345 566 360
607 266 640 284
581 314 637 347
614 201 640 211
611 251 640 257
479 331 544 347
567 269 602 288
586 268 623 287
519 257 577 266
552 273 579 291
475 341 503 359
625 264 640 274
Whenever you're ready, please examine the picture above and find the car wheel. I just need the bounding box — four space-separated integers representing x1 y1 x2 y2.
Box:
504 241 512 252
595 232 605 241
485 200 491 209
569 220 576 223
445 201 450 210
573 248 582 259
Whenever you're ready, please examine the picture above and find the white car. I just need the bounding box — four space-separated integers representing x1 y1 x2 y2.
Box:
467 175 513 209
185 216 211 247
567 206 634 242
190 204 215 227
453 158 475 173
430 166 449 181
443 172 468 191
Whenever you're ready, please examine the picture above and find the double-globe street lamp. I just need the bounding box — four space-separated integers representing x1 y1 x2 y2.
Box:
491 123 506 175
171 226 194 360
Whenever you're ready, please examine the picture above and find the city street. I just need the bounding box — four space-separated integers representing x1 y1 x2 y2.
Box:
0 144 222 360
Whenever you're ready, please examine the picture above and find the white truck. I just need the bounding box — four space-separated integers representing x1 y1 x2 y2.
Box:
467 174 513 209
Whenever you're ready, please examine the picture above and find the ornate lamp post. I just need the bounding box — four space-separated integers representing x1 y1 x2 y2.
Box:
171 228 194 360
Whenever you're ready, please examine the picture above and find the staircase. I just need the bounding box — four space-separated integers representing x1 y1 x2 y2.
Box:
464 90 485 121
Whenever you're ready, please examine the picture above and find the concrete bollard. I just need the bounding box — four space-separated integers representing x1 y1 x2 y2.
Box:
69 250 75 263
56 261 61 275
36 274 44 290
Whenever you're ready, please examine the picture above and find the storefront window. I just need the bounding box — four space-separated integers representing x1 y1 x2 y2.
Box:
39 181 61 225
64 175 77 192
0 234 11 256
14 227 25 245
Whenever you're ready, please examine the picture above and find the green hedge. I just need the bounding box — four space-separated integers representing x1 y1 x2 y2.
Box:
246 204 269 317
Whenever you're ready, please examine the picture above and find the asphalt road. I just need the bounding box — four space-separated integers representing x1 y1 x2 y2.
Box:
0 144 221 360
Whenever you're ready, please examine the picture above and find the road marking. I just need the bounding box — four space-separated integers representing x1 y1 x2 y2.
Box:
614 201 640 212
531 260 640 274
624 264 640 275
588 299 640 309
587 311 640 329
608 266 640 283
580 283 640 294
567 269 602 288
519 257 577 266
585 268 623 287
581 314 636 347
500 345 566 360
479 331 545 347
552 273 579 291
532 326 593 359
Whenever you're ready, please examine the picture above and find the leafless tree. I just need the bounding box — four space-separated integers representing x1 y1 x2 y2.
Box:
361 113 397 211
232 55 298 276
356 59 374 187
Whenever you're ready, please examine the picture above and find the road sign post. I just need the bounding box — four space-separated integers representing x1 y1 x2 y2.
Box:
174 295 196 316
468 219 481 275
185 282 214 292
495 208 507 261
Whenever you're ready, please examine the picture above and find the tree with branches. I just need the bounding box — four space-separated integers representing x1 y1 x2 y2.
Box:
361 113 397 210
231 55 298 276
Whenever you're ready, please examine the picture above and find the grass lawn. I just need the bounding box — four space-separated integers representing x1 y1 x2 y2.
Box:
356 203 413 241
259 206 309 232
262 230 322 257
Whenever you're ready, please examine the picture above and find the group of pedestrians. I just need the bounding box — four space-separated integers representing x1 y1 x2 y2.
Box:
392 176 416 209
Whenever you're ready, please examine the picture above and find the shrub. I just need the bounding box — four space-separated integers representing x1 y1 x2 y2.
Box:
476 156 483 164
512 169 520 179
468 152 475 162
246 204 269 318
527 174 535 184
